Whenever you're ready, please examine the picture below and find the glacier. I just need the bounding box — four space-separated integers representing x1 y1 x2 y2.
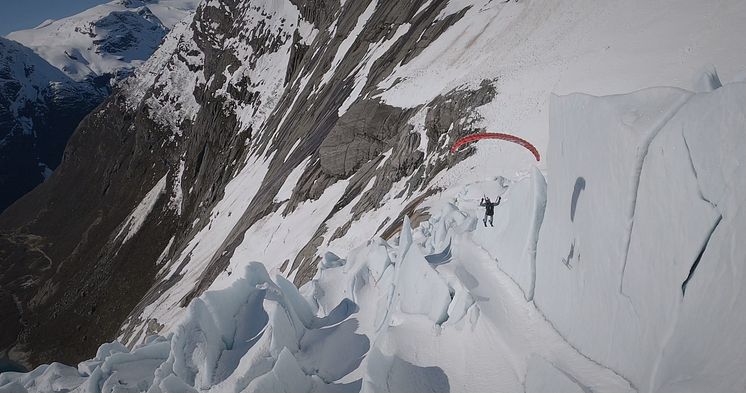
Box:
3 82 745 392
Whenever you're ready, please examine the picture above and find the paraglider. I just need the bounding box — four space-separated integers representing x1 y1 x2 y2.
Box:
450 132 540 161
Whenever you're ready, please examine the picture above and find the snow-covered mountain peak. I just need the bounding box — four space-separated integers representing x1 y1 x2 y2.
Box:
142 0 203 28
0 0 202 212
6 0 198 82
33 19 56 30
0 37 70 97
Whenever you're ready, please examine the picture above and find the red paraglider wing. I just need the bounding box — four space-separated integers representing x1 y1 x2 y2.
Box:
450 132 540 161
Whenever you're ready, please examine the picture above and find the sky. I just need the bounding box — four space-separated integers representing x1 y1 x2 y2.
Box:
0 0 110 36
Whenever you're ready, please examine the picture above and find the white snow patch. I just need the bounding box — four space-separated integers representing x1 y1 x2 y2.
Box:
319 0 379 88
116 173 168 245
126 154 274 340
274 157 310 202
122 19 204 134
338 22 411 116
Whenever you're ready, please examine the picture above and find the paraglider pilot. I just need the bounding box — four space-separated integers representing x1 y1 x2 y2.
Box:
480 196 501 227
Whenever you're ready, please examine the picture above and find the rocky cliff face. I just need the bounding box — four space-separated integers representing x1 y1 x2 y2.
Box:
0 0 501 367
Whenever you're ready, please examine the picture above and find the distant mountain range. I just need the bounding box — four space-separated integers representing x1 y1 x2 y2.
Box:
0 0 198 212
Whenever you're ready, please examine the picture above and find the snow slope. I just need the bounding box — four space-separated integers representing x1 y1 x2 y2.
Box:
6 0 199 81
379 0 746 176
3 82 746 392
143 0 202 28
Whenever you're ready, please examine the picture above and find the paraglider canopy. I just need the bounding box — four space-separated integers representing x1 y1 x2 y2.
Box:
450 132 540 161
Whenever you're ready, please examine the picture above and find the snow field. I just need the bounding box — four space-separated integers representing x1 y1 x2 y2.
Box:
379 0 746 179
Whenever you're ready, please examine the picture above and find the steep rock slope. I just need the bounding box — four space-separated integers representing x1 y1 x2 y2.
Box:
1 0 745 370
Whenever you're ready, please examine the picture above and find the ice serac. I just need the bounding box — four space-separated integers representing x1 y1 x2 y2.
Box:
472 167 546 300
395 217 452 324
534 83 746 391
0 262 367 392
651 83 746 393
620 87 721 388
534 88 692 385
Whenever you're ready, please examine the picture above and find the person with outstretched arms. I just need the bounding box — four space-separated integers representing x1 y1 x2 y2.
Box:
480 195 500 227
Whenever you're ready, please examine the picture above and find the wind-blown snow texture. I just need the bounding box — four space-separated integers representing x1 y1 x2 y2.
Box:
2 0 746 381
3 83 746 392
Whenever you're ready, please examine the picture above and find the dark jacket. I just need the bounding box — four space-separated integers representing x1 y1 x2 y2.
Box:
480 196 500 215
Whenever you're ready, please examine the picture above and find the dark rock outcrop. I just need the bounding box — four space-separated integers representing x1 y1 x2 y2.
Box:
0 97 175 366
